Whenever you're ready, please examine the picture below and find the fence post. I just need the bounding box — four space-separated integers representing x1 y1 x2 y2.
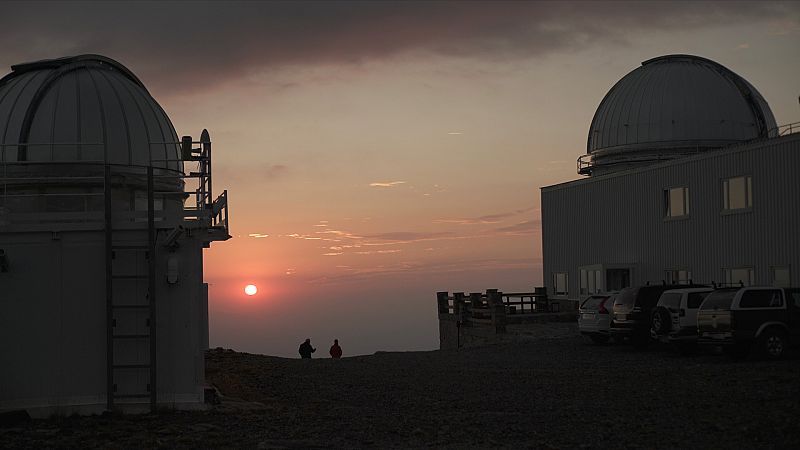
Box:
534 286 548 312
468 292 482 311
453 292 465 319
487 289 506 334
437 291 450 315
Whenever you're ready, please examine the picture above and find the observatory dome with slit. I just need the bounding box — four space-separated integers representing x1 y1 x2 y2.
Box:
0 54 181 171
581 54 777 176
0 54 230 418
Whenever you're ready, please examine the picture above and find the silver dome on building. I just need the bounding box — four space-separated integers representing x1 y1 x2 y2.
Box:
0 54 181 171
579 54 777 176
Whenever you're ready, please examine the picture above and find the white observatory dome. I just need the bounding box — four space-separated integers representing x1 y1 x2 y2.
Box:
1 54 230 417
0 54 181 171
581 54 777 176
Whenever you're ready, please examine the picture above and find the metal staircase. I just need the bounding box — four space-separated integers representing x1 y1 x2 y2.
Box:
102 130 229 412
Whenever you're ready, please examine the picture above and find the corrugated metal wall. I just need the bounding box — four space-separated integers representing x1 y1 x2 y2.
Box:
541 134 800 300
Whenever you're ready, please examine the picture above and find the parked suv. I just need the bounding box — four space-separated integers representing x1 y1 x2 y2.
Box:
611 284 703 349
578 292 617 344
650 287 713 354
697 287 800 359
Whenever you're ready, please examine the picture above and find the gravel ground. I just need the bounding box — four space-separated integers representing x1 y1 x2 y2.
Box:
2 324 799 449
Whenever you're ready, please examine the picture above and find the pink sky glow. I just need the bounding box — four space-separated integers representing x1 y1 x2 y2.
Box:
2 1 798 356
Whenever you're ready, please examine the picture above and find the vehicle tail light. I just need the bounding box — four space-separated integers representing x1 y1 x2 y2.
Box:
679 308 685 317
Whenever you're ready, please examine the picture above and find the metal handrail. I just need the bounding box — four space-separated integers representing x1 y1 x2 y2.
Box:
0 131 229 238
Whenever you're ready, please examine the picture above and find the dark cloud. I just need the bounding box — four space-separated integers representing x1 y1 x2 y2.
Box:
1 1 791 95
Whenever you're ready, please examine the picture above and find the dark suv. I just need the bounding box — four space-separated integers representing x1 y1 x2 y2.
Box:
611 284 703 349
697 287 800 359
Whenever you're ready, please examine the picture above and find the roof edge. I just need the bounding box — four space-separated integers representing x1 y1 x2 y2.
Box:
9 54 147 90
641 54 719 67
545 132 800 192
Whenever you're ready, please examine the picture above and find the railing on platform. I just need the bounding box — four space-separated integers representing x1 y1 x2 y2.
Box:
577 120 800 176
437 287 553 330
0 131 230 240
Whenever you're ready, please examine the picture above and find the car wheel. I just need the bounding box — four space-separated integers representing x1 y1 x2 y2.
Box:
723 343 750 360
759 329 787 360
590 334 610 344
651 307 671 335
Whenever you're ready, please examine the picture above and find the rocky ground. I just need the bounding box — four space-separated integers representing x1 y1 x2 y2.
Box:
2 324 799 449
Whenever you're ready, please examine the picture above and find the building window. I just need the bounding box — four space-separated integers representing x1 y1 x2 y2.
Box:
664 187 689 217
595 270 603 293
580 269 587 295
580 267 603 295
771 266 791 288
665 269 692 285
723 175 752 210
724 267 754 286
553 272 568 296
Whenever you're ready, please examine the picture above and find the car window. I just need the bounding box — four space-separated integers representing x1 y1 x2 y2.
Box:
602 295 617 309
639 287 669 308
658 293 682 311
687 292 710 309
615 288 637 308
740 290 783 308
581 296 608 310
786 289 800 308
700 290 737 310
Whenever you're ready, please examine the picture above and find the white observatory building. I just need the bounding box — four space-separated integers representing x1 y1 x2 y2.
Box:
0 55 230 416
541 55 799 303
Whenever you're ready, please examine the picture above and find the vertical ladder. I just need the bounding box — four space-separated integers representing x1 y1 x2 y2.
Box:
104 165 157 411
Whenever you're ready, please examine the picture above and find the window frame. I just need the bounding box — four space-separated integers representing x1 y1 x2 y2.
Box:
722 175 753 212
579 265 603 297
770 266 791 288
553 272 569 297
664 269 692 285
724 267 754 287
664 186 689 218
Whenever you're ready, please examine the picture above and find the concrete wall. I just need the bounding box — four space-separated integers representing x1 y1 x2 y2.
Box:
541 134 800 303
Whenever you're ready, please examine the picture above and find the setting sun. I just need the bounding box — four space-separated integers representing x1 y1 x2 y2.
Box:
244 284 258 296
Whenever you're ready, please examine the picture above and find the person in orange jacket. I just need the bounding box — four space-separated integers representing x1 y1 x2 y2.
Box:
329 339 342 358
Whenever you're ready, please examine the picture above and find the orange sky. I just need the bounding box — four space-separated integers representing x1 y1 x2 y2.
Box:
2 1 798 356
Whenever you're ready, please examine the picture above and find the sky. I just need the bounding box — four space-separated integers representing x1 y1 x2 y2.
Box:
2 1 798 357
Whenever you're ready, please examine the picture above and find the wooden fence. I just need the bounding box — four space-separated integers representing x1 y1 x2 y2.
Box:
436 288 551 329
436 288 560 349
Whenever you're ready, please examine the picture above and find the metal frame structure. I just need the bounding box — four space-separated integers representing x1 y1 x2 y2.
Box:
1 131 229 414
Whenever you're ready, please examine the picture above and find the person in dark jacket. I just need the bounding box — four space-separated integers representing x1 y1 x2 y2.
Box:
298 338 316 359
329 339 342 359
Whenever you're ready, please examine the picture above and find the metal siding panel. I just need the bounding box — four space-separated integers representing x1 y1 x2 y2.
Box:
542 135 800 294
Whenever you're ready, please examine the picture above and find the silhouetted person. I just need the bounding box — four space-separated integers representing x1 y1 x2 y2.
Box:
329 339 342 358
299 338 316 359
